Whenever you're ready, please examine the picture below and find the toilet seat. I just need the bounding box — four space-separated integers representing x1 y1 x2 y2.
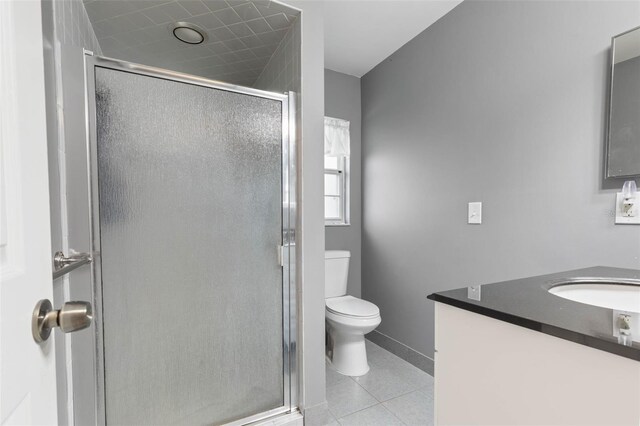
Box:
326 295 380 318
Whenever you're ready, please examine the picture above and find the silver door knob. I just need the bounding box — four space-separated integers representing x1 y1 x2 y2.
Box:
32 299 93 343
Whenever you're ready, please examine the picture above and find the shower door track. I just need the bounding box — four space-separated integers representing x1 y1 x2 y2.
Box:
82 51 298 426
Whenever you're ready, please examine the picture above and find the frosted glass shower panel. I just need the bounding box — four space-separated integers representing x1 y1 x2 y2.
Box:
94 67 284 425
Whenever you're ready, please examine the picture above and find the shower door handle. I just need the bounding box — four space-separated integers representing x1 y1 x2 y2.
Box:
32 299 93 343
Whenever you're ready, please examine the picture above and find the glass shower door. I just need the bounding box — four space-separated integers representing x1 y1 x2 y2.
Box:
89 60 292 425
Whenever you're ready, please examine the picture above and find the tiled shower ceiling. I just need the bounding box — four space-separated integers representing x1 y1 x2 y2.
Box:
83 0 299 86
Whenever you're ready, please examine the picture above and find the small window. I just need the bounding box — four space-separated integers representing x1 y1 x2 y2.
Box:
324 117 350 226
324 156 349 225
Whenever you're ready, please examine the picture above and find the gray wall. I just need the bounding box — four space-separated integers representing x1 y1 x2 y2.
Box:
361 0 640 359
325 69 362 297
286 0 327 416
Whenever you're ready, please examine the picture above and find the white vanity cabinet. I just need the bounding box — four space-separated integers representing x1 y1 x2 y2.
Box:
434 302 640 425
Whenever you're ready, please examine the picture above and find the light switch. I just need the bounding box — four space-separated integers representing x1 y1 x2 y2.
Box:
468 202 482 224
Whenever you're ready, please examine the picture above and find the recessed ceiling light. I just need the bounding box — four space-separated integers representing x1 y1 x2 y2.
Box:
170 22 207 45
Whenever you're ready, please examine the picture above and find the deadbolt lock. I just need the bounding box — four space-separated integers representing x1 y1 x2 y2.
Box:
32 299 93 343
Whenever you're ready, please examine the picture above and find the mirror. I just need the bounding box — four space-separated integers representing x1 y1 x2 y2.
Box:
607 26 640 178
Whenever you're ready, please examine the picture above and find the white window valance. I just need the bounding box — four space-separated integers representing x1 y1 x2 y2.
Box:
324 116 350 157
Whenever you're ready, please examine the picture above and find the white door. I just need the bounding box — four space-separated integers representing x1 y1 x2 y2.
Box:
0 1 58 424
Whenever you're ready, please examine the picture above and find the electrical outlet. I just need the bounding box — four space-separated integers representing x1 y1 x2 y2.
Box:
615 192 640 224
612 310 638 344
467 285 482 301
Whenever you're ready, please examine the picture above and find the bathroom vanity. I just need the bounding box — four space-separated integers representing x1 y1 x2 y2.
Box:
428 267 640 426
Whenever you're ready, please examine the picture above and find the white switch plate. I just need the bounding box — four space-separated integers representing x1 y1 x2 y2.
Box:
468 202 482 224
615 192 640 224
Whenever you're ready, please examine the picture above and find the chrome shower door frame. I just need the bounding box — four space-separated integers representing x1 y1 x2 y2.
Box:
83 53 297 426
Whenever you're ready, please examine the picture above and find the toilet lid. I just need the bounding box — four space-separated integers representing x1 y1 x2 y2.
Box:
326 295 380 318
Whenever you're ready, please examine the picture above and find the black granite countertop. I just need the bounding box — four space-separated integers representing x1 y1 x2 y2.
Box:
427 266 640 361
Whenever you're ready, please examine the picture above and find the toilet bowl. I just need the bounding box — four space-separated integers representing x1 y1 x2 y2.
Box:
325 251 381 376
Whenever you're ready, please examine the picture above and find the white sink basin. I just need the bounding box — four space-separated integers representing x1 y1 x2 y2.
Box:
549 278 640 313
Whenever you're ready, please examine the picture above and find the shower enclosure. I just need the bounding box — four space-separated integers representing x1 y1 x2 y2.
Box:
83 54 296 425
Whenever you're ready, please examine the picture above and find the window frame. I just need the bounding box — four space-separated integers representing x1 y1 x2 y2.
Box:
324 155 350 226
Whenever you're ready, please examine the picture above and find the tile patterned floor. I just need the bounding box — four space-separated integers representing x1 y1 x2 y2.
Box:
323 340 434 426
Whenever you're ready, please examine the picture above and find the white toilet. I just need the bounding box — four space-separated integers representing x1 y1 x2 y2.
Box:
325 250 381 376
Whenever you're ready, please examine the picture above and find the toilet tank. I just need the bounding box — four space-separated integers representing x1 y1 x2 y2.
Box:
325 250 350 298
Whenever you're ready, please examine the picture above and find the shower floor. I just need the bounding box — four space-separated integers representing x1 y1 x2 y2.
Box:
322 340 434 425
